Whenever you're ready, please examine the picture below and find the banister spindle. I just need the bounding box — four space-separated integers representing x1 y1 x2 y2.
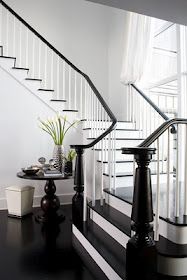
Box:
56 56 60 100
0 4 2 47
19 21 22 66
63 60 65 100
68 66 71 109
51 50 54 90
166 128 171 218
80 76 83 119
13 16 16 57
32 35 35 77
38 40 41 78
6 9 9 55
74 71 77 110
122 147 157 278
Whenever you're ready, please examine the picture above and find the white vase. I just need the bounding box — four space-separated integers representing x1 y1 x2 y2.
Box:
53 145 65 173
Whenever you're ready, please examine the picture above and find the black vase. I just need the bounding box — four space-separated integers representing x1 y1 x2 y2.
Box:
65 161 73 175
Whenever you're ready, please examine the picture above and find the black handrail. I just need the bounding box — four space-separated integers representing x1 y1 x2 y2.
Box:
131 84 176 133
131 84 170 121
138 118 187 147
0 0 117 148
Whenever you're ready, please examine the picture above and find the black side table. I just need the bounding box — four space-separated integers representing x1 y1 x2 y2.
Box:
17 172 70 224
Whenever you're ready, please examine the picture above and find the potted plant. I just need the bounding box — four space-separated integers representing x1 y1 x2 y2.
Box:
65 149 76 176
38 114 79 172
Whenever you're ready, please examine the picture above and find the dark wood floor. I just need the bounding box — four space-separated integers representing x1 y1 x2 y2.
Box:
0 205 107 280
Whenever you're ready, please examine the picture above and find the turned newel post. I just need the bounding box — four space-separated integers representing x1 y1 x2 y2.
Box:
122 147 157 279
71 146 84 229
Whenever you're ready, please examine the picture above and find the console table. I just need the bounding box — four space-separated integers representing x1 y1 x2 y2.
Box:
17 172 70 224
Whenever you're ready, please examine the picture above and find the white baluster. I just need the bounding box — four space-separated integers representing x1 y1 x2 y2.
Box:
74 71 77 110
108 132 112 191
6 10 9 55
38 40 41 78
68 66 71 109
0 4 2 47
100 138 104 205
62 60 65 100
26 29 29 68
154 139 160 241
166 129 171 218
32 35 35 77
80 76 83 119
19 22 22 66
84 81 87 120
51 50 54 90
113 129 116 190
13 16 16 57
83 151 87 221
175 126 180 217
56 56 60 99
44 44 47 88
92 147 96 207
184 125 187 215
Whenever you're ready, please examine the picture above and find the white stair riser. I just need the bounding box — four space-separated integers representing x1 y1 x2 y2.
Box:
0 57 15 69
104 173 168 188
90 207 187 277
97 150 133 161
100 161 167 173
9 69 28 81
23 80 41 91
104 191 187 245
37 91 53 104
83 121 135 130
72 225 122 280
88 139 143 149
86 129 141 139
50 101 66 111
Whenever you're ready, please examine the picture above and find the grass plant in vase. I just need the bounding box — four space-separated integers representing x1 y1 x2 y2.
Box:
65 149 76 176
38 114 79 173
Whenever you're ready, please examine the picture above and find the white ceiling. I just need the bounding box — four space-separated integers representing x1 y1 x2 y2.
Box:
86 0 187 26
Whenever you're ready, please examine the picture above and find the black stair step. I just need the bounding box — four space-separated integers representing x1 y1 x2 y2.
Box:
88 200 131 237
12 67 29 71
72 234 109 280
25 78 42 81
63 109 78 112
50 99 66 102
103 171 167 177
38 88 54 92
89 200 187 259
0 55 16 60
104 185 187 226
76 219 126 279
83 127 141 131
97 159 166 164
88 137 144 140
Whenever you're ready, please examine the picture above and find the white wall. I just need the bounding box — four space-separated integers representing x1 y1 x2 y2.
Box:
108 8 128 120
0 66 76 208
5 0 111 103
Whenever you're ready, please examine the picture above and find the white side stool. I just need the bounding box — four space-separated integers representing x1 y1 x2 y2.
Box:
5 186 35 217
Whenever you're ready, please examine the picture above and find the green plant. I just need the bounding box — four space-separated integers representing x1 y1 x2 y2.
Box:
66 149 76 162
38 114 79 145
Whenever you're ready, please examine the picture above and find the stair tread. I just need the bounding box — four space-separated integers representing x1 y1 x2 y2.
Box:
0 55 16 59
50 99 66 102
63 109 78 112
38 88 54 92
89 200 187 258
104 186 187 226
103 171 167 177
76 219 126 279
88 200 131 236
25 78 42 81
97 159 166 164
12 67 29 71
88 137 144 140
83 128 141 131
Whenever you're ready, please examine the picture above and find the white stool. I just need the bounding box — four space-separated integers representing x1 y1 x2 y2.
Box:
5 186 35 217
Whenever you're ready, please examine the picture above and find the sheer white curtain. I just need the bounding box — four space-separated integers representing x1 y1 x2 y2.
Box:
120 12 154 86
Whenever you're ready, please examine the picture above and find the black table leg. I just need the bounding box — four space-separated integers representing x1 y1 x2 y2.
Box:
35 179 65 224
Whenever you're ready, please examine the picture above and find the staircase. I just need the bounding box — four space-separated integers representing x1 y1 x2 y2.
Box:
1 1 187 279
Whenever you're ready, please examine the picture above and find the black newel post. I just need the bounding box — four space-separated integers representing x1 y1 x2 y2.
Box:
122 147 157 279
72 147 84 229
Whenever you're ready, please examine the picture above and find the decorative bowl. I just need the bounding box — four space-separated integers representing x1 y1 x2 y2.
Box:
22 167 40 175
